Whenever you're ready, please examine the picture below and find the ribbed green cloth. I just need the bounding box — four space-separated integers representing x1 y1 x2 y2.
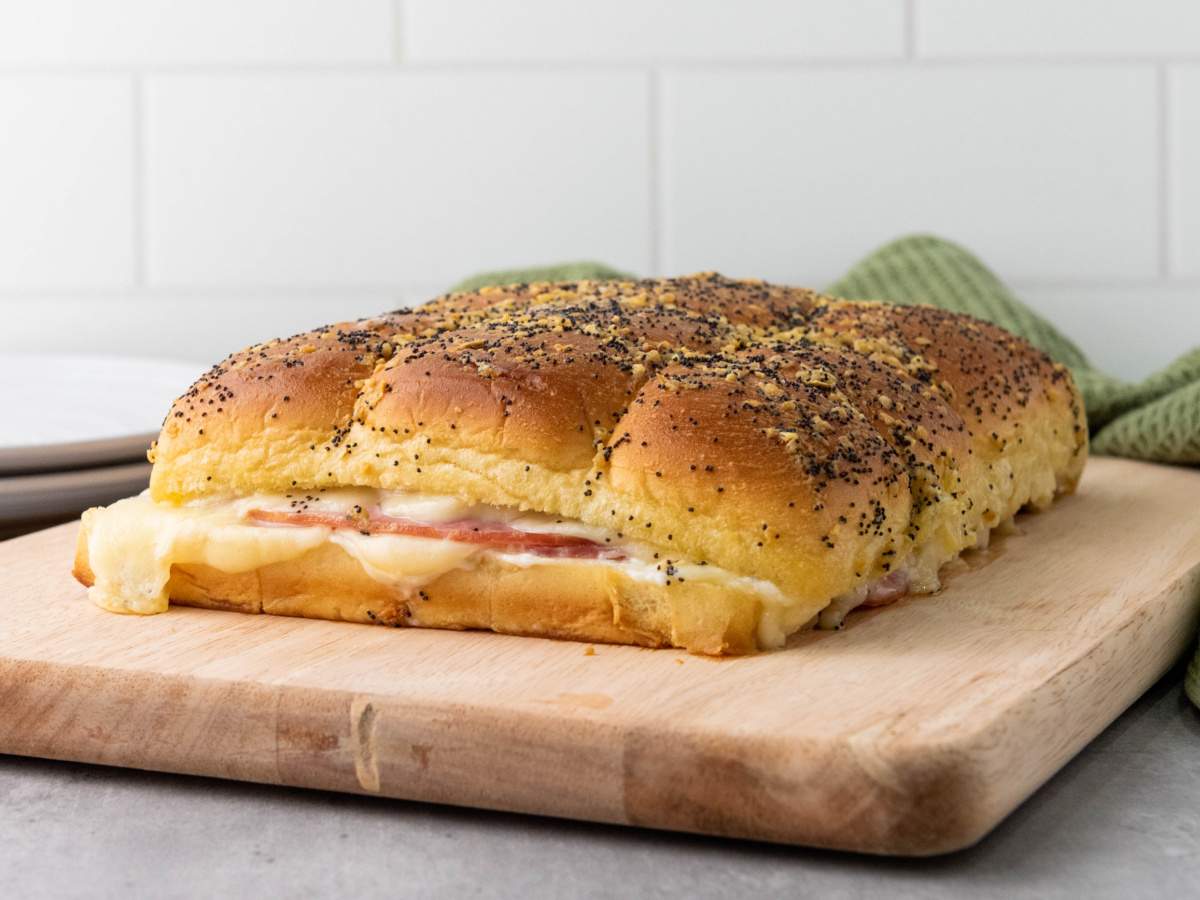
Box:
451 261 632 294
454 234 1200 702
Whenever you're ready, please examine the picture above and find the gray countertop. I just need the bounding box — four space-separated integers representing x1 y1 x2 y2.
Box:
3 663 1199 899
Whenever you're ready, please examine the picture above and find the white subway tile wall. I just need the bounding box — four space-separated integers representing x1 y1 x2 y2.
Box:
0 293 414 366
403 0 906 62
0 3 1196 381
917 1 1200 58
1172 66 1200 279
0 1 395 66
145 72 650 288
0 76 134 289
662 67 1158 284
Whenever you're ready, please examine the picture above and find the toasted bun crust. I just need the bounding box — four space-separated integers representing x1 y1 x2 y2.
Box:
84 274 1085 652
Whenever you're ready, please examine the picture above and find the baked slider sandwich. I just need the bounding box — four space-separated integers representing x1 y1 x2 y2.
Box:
74 274 1087 654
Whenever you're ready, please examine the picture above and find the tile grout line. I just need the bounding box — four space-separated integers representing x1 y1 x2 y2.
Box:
0 287 450 301
5 279 1200 303
647 67 662 276
1159 63 1172 278
132 72 146 290
3 58 1200 76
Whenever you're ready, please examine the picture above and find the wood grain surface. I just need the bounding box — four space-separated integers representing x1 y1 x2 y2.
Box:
2 457 1199 855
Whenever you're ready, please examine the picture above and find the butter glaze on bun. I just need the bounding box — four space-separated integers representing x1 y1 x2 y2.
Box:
75 274 1087 653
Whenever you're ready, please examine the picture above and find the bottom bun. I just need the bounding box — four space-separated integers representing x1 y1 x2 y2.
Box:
74 530 805 655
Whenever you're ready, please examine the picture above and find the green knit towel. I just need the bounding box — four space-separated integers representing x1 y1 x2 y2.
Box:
454 234 1200 703
451 261 632 294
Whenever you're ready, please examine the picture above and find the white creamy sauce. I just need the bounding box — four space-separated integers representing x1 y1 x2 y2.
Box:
496 551 669 584
496 551 786 595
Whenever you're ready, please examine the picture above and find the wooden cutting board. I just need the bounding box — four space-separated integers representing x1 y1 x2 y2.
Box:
2 457 1199 856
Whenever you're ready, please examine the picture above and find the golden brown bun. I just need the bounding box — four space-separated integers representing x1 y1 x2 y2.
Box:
800 300 1087 529
96 273 1086 653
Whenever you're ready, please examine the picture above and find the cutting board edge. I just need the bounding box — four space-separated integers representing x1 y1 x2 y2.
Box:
0 653 986 854
937 555 1200 854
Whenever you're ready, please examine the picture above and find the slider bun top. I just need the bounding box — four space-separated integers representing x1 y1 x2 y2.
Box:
150 274 1087 606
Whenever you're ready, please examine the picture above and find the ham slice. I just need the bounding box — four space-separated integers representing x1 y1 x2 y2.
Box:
248 509 624 559
860 569 908 607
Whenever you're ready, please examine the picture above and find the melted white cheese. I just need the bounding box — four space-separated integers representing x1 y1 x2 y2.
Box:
85 493 330 615
85 492 486 615
83 489 874 651
83 491 666 617
330 530 481 585
494 552 811 650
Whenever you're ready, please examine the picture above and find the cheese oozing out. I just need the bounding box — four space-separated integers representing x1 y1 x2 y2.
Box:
81 487 991 647
82 490 807 644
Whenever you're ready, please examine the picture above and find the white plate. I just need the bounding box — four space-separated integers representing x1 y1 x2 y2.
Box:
0 462 152 522
0 355 207 475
